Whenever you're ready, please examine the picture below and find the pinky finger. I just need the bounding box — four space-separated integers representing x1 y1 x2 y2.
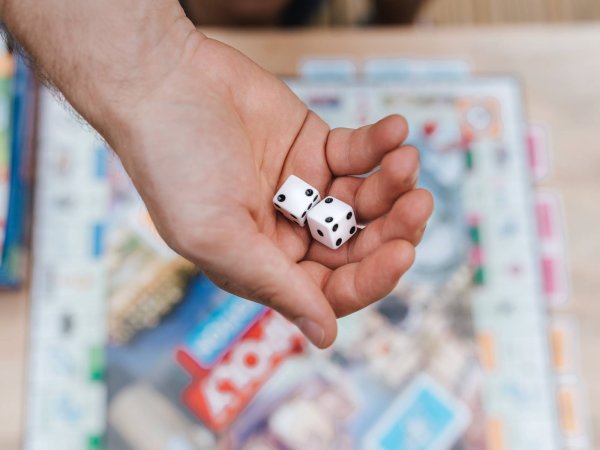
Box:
300 239 415 318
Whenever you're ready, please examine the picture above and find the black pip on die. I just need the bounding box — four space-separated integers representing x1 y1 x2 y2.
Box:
307 196 357 249
272 175 321 226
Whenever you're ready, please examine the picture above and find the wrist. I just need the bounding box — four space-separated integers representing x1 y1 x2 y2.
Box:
68 10 205 145
88 22 207 147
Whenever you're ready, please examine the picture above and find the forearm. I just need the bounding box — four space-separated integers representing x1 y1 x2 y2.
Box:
0 0 199 138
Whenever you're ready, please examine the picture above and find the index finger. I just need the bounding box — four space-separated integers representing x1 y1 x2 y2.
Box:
325 114 409 176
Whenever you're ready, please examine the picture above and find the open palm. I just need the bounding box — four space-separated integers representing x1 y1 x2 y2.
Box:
116 33 433 348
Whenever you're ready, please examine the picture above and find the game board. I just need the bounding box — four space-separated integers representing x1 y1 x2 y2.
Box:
25 70 589 450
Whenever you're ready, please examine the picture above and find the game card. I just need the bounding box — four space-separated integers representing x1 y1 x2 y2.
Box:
363 374 470 450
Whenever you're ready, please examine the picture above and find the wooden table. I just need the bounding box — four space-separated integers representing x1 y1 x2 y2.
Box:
2 24 599 448
0 290 28 449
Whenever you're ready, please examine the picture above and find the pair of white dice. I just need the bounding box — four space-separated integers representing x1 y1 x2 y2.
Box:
273 175 357 249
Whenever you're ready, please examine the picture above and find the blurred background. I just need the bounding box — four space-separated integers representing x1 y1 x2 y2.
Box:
337 0 600 25
178 0 600 25
1 1 599 450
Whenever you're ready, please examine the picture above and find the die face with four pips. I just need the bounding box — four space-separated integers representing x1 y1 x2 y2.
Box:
307 196 357 249
272 175 321 226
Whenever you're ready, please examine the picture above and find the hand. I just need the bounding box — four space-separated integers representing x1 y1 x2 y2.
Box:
1 0 432 347
111 32 433 348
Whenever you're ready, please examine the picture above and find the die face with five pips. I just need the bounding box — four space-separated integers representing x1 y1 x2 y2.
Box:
306 196 357 249
272 175 321 226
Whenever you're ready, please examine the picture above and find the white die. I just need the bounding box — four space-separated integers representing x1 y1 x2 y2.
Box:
307 196 357 249
273 175 321 226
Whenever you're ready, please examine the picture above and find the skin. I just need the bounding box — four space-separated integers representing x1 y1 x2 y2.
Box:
0 0 433 347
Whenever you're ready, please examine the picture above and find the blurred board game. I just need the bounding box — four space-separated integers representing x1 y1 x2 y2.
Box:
25 60 590 450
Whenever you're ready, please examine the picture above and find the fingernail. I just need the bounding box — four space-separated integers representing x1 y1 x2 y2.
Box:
294 318 325 347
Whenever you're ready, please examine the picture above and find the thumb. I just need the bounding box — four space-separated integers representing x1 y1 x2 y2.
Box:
206 232 338 348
